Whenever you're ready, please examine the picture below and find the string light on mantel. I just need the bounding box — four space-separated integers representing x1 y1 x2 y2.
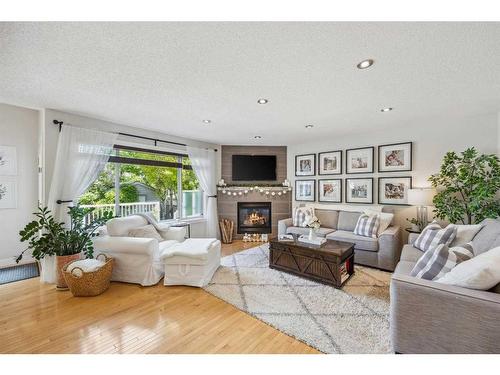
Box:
217 179 292 198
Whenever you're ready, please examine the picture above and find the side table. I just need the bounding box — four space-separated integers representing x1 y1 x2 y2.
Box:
170 222 191 239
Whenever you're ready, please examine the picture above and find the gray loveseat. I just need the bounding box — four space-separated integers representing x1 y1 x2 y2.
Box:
390 218 500 354
278 208 402 271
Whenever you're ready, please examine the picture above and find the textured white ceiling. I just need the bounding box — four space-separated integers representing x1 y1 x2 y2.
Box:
1 22 500 145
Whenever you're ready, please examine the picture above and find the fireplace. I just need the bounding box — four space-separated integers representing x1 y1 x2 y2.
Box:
237 202 272 234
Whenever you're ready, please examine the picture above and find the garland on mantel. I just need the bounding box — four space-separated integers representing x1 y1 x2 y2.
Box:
217 184 292 198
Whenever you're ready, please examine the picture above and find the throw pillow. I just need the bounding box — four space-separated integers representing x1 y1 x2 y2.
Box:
413 221 457 252
449 224 484 247
410 243 474 280
365 209 394 236
436 246 500 290
353 214 380 239
293 207 314 228
128 224 163 241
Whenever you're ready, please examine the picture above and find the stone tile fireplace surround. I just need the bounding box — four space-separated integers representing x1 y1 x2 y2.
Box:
217 145 292 239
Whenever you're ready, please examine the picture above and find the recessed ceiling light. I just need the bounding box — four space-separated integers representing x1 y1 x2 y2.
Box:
257 98 269 104
357 59 374 69
202 119 211 124
305 124 314 129
380 107 393 112
254 135 262 139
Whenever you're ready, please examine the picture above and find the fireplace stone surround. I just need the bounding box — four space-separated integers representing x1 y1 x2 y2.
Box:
217 145 292 239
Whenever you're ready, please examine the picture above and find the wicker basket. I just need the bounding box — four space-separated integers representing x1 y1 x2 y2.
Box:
62 254 114 297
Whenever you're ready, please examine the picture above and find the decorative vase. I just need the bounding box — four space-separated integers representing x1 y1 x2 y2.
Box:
411 223 420 232
308 228 316 240
56 253 81 290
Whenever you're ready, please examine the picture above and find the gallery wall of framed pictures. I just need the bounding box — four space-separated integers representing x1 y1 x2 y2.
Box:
293 141 413 206
0 145 18 209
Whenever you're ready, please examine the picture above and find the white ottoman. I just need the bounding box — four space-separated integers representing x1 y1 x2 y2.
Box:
160 239 221 287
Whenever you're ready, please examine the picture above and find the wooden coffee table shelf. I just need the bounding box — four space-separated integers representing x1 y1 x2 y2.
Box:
269 236 355 288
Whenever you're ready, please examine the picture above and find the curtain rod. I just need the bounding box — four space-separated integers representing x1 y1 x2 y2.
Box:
52 120 218 152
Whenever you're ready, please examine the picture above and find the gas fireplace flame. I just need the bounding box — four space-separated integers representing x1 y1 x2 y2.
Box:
243 210 267 226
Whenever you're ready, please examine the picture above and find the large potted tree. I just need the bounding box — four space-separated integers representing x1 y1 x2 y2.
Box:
17 205 113 289
429 147 500 224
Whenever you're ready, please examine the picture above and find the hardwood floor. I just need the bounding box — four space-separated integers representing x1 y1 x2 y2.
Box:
0 241 319 354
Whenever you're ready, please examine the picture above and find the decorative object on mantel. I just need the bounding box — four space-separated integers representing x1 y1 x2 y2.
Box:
219 218 234 244
217 183 292 198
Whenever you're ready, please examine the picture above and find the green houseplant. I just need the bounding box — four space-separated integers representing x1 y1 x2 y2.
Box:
429 147 500 224
17 205 113 289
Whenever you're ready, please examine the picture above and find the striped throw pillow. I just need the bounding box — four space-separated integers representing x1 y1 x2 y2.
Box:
293 207 314 227
414 221 457 252
353 214 380 239
410 242 474 280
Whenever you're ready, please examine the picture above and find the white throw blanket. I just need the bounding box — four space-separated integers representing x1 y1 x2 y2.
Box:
136 212 170 232
160 238 217 261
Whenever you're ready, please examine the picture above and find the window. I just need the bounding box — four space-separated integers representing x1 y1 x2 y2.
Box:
79 145 202 222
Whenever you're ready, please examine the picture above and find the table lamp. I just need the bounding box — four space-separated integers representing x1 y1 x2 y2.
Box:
407 188 436 230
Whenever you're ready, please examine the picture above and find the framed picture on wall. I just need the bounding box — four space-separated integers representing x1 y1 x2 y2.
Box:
295 179 316 202
0 146 17 176
378 176 412 205
318 179 342 203
318 150 342 175
295 154 316 176
378 142 412 172
346 146 374 174
0 177 17 209
345 178 373 204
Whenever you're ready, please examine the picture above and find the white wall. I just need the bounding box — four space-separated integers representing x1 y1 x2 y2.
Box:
42 109 221 238
498 112 500 155
287 112 499 239
0 103 39 266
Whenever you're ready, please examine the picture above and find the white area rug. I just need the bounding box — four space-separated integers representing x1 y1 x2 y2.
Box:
204 243 392 353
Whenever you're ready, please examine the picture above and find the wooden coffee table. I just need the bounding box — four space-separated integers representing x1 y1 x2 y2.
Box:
269 235 355 288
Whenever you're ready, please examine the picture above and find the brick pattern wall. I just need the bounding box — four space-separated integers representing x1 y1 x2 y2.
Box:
218 145 292 239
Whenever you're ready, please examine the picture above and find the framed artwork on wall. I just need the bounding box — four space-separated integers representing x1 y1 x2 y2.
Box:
295 179 316 202
295 154 316 176
318 150 342 175
0 146 17 176
378 142 412 172
378 176 412 205
345 178 374 204
318 179 342 203
346 146 374 174
0 177 17 209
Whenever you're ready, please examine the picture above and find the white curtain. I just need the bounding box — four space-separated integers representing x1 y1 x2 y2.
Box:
187 146 218 238
40 125 118 283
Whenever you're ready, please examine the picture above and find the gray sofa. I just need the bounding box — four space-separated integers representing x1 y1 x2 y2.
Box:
278 208 402 271
390 218 500 354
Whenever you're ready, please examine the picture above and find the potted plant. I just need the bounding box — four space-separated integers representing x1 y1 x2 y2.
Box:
429 147 500 224
17 205 113 290
406 218 424 232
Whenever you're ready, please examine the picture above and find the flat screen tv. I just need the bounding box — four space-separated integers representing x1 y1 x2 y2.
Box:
232 155 277 181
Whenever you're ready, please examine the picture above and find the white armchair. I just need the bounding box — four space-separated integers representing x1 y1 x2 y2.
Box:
93 215 186 286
